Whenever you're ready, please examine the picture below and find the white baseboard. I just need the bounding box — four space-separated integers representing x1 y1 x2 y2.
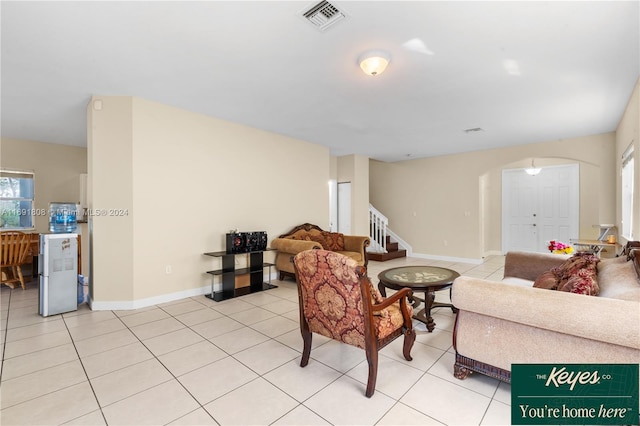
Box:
409 252 483 265
89 271 278 311
90 285 210 311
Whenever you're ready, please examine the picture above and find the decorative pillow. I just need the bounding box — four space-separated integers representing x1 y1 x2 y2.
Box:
322 231 345 251
533 270 560 290
288 229 310 240
621 241 640 260
557 267 599 296
554 253 599 277
304 234 327 249
552 252 599 289
630 249 640 282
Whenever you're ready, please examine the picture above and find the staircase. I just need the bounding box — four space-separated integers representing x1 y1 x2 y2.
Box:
368 235 407 261
368 204 407 262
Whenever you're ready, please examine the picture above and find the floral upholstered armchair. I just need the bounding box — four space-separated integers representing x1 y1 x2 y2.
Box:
293 249 416 397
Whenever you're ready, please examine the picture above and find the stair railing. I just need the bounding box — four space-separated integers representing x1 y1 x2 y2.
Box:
369 204 388 253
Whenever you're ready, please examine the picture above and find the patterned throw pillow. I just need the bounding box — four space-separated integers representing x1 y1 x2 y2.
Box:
557 267 599 296
554 253 598 278
321 231 345 251
533 253 600 296
288 229 346 251
304 233 328 249
533 270 560 290
288 229 309 240
553 252 599 289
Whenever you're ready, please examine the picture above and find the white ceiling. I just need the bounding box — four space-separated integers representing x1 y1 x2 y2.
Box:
2 1 639 162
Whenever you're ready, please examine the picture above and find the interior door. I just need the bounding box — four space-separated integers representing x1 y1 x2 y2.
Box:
502 169 539 252
328 179 338 232
337 182 351 234
502 164 579 253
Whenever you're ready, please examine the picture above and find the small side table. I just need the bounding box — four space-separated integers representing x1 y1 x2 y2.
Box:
378 266 460 332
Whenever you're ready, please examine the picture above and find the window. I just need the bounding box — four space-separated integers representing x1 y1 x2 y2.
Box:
0 170 35 230
621 144 634 239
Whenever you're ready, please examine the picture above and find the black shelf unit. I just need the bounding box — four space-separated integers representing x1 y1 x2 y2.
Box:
204 249 276 302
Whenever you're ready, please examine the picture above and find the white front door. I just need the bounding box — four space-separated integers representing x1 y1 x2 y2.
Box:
503 169 539 252
502 164 579 253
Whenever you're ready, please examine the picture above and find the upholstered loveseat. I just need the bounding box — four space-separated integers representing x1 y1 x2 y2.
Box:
451 250 640 383
271 223 370 280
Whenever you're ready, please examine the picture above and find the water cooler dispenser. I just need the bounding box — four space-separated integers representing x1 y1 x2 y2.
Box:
39 202 79 317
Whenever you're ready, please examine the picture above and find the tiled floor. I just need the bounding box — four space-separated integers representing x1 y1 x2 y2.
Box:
0 255 511 425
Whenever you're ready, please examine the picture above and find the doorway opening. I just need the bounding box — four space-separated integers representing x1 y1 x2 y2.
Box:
502 164 579 253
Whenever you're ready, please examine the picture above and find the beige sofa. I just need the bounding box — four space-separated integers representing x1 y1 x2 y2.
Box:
451 251 640 383
271 223 370 280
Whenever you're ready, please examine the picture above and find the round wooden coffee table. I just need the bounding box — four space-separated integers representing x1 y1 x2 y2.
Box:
378 266 460 332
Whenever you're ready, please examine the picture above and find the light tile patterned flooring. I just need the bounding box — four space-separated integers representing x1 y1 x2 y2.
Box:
0 255 511 425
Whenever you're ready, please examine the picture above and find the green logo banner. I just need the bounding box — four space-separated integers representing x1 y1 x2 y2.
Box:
512 364 639 425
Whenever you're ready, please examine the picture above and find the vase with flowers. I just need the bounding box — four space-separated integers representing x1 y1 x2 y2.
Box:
548 240 574 254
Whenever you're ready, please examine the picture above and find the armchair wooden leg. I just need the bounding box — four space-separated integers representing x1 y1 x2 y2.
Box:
300 328 312 367
365 349 378 398
403 328 416 361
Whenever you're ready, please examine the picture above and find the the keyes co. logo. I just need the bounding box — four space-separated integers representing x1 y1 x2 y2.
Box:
543 366 602 390
512 364 639 425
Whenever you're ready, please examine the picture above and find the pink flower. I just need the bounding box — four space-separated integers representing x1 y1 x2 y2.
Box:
548 240 572 254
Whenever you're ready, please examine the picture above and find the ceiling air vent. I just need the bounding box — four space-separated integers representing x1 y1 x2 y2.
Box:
302 1 347 31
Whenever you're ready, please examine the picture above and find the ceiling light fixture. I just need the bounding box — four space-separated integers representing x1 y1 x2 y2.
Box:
525 159 541 176
358 50 390 76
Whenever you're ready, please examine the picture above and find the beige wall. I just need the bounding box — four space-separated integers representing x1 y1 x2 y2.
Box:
616 78 640 243
7 80 638 304
370 133 616 260
0 138 87 232
89 96 329 307
87 97 135 304
481 151 613 255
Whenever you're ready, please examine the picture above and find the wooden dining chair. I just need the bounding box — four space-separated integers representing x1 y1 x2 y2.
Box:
293 249 416 397
1 231 32 289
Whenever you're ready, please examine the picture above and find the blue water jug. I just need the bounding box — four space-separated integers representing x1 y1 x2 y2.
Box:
49 202 77 233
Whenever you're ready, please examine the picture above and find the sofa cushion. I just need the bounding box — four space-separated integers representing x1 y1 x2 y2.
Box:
367 280 414 322
598 257 640 302
335 250 363 263
374 301 412 340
